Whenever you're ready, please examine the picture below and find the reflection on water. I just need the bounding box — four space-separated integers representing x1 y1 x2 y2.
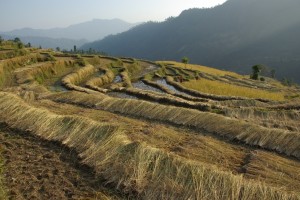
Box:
113 75 122 83
48 84 68 92
132 81 164 93
156 79 193 97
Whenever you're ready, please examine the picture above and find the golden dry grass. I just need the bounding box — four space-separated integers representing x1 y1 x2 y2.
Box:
244 150 300 192
61 64 100 94
86 67 114 88
0 53 42 88
1 50 300 199
159 61 243 78
1 92 299 199
14 60 75 84
183 79 286 101
48 91 300 160
114 87 211 111
166 76 247 101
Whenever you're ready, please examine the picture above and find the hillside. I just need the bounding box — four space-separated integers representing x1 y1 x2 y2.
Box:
1 40 300 199
82 0 300 82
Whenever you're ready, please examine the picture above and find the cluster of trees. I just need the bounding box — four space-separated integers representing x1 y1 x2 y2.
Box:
0 37 32 49
250 64 277 81
57 45 107 56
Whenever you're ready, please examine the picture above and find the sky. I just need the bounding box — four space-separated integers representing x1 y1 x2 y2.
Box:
0 0 227 31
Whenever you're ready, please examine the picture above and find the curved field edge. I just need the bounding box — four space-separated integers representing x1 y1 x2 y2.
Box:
182 78 286 101
0 92 299 199
47 91 300 160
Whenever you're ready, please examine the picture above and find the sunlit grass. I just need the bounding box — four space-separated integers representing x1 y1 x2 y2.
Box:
183 79 286 101
159 61 243 78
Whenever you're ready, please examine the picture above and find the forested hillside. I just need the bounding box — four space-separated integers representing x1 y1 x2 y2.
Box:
82 0 300 82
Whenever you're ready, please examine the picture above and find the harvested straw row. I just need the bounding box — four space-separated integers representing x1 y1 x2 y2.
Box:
85 67 115 93
0 53 43 88
0 49 28 60
223 107 300 132
109 69 132 89
198 72 215 81
142 78 175 93
49 91 300 160
0 92 299 199
120 69 132 88
61 64 99 93
86 67 115 87
172 66 195 78
113 87 212 112
14 60 74 84
142 79 209 102
224 107 300 122
166 76 251 101
137 59 157 66
165 66 180 76
120 57 135 64
219 74 277 91
243 150 300 193
267 102 300 110
216 99 271 108
99 55 120 62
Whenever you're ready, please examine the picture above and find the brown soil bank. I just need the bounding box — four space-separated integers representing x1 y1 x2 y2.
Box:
0 124 120 200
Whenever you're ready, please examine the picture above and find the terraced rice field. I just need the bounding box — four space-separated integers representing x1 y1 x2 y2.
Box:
0 41 300 199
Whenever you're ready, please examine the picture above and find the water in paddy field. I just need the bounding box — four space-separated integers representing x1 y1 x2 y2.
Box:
132 81 165 93
156 79 193 97
107 91 138 99
113 75 122 83
48 85 69 92
140 65 159 77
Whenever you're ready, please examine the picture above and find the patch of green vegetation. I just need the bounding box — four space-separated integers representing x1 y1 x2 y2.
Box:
35 76 45 84
127 62 142 78
74 55 87 66
144 73 154 80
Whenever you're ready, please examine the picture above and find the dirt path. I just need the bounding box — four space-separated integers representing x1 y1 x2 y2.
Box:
0 123 120 200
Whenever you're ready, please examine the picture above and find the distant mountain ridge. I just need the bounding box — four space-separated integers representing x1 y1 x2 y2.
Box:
81 0 300 82
0 34 88 50
0 19 139 50
1 19 139 41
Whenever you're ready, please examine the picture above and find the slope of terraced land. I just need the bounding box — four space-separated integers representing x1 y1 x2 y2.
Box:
0 40 300 199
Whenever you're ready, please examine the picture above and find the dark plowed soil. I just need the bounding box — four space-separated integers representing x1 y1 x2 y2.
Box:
0 124 120 200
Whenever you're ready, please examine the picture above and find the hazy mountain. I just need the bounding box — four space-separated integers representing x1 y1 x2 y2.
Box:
1 19 139 41
0 34 87 50
1 19 139 50
82 0 300 82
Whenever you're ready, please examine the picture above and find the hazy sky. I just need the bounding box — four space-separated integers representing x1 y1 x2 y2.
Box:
0 0 227 31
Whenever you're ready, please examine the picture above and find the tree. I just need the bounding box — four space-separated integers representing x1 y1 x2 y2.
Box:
56 47 60 52
0 36 3 44
250 65 262 80
26 42 31 48
182 57 189 68
14 37 21 43
73 45 77 52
